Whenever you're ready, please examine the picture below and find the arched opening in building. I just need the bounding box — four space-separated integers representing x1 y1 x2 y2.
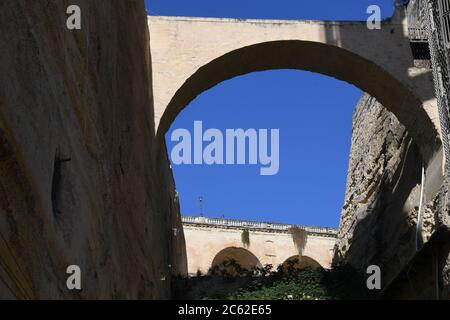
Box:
157 40 439 161
282 255 322 271
158 36 441 232
149 2 447 298
165 70 362 226
163 68 425 228
158 32 439 279
210 247 262 275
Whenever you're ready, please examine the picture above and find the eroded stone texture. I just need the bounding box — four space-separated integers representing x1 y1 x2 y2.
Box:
334 93 423 288
334 93 450 298
0 1 185 299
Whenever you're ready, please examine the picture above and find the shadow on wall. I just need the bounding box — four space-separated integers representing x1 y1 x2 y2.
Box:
210 247 262 276
282 256 322 271
333 94 423 291
0 0 186 299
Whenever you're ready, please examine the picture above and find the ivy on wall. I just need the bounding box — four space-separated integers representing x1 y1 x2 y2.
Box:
289 226 308 258
241 229 250 247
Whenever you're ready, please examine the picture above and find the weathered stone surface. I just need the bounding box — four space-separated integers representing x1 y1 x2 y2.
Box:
334 93 423 288
0 1 185 299
336 94 450 297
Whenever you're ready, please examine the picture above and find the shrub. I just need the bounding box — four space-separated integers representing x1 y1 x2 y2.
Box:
241 229 250 247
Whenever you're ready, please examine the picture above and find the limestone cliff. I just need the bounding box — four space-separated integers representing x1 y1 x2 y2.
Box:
0 0 186 299
335 93 423 288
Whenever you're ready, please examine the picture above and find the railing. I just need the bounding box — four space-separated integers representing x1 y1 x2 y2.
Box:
182 216 338 237
409 27 428 41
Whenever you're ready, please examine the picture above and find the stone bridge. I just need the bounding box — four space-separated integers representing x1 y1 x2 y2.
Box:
147 7 449 292
148 11 444 206
182 216 337 275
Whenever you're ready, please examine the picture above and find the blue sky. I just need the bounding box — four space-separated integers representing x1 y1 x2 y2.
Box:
146 1 395 227
146 0 394 20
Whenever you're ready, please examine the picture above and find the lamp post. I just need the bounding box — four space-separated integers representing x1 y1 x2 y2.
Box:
198 196 204 217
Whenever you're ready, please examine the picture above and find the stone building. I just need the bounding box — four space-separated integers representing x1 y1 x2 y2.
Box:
181 216 337 275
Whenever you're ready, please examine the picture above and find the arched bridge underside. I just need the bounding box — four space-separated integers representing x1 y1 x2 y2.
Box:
148 14 442 167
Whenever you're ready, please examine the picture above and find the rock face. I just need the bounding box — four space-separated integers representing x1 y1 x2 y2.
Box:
334 93 423 289
336 94 450 298
0 1 186 299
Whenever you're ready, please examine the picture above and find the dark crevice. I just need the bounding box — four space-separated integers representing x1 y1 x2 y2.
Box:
51 151 71 219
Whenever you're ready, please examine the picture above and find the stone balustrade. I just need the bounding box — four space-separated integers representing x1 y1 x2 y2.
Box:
182 216 338 237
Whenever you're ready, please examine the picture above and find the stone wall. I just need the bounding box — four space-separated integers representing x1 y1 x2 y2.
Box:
334 93 424 289
406 0 427 29
183 223 336 275
0 0 185 299
331 1 450 295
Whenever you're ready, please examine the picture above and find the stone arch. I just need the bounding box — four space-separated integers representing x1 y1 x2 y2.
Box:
156 39 440 163
210 247 262 273
282 255 322 270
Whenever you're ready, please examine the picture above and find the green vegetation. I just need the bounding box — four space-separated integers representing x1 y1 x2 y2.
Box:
209 259 252 277
241 229 250 247
230 267 328 300
173 259 376 300
288 226 307 255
